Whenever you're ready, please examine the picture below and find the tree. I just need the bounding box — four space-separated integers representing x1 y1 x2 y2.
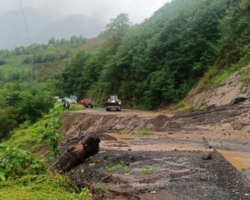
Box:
78 35 86 45
60 38 69 46
70 35 78 47
47 44 55 51
104 13 131 50
48 37 56 45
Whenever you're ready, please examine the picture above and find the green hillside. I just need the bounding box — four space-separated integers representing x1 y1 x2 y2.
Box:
0 37 103 83
1 0 250 198
0 55 29 77
56 0 250 109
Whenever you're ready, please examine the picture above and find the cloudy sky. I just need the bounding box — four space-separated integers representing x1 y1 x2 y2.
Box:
0 0 168 24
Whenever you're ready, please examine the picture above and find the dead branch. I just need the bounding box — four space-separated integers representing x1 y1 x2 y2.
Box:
102 173 113 182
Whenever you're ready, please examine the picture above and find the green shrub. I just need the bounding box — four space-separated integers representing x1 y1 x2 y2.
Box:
174 102 185 109
0 59 7 66
0 107 20 139
0 144 46 179
39 118 63 162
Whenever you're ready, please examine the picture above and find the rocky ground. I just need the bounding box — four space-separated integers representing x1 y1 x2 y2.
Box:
56 105 250 199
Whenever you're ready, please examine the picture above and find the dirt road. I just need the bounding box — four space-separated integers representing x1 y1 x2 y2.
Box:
59 105 250 199
74 107 173 118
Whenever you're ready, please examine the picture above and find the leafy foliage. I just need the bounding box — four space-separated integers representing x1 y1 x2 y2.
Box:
39 118 63 161
0 144 46 179
0 82 55 140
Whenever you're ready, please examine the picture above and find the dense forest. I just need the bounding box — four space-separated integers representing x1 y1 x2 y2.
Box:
56 0 250 109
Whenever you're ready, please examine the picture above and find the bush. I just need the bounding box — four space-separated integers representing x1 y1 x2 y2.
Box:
0 59 7 65
39 118 63 162
18 91 54 123
0 144 46 179
0 107 20 139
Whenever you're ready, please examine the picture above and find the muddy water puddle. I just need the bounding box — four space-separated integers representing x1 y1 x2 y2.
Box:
101 133 250 172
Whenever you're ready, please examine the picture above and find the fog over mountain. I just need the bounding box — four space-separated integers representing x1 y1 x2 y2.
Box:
0 0 167 49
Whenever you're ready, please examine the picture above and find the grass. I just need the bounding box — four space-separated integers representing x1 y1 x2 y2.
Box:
194 106 200 110
106 164 124 172
70 104 85 110
138 168 157 173
128 130 153 137
197 54 250 91
174 102 185 109
178 105 192 112
0 173 91 200
124 166 131 173
0 104 92 199
2 103 67 153
105 160 131 173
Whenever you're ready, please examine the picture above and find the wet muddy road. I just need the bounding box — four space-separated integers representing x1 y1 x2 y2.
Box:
59 105 250 199
74 107 173 118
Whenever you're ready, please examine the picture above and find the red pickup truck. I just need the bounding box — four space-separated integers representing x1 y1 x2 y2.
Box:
79 99 93 108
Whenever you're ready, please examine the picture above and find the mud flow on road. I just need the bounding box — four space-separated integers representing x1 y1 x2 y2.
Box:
57 106 250 199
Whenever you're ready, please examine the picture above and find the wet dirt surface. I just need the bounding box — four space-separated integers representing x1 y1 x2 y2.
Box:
73 107 173 118
57 104 250 199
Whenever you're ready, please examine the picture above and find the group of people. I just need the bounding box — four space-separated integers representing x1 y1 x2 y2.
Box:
63 102 70 109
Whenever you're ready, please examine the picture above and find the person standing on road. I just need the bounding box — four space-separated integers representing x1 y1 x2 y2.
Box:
67 102 70 110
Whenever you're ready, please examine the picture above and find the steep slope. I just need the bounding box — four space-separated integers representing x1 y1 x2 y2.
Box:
184 65 250 107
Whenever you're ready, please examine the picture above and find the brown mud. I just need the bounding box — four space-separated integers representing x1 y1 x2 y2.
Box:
57 105 250 199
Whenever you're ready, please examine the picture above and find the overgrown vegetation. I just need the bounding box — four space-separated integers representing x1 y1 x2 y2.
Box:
0 82 55 140
0 173 91 200
0 145 46 180
0 103 84 199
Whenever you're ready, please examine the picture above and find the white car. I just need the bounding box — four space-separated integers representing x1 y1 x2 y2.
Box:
63 97 74 103
54 96 63 103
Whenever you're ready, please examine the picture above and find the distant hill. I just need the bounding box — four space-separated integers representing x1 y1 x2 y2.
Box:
34 15 104 45
0 7 105 49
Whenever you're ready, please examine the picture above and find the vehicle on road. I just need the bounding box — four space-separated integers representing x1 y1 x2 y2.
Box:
79 99 93 108
62 97 75 104
54 96 63 103
70 95 78 104
106 95 121 111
